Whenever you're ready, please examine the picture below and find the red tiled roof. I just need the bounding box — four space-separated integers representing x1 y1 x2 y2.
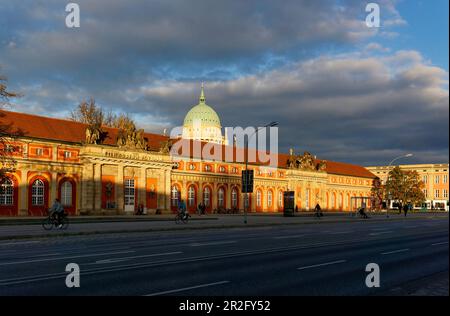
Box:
1 109 375 179
170 139 375 179
0 110 169 151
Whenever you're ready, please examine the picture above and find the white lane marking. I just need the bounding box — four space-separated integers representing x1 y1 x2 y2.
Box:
369 231 393 236
381 248 410 255
0 250 135 266
273 234 305 239
0 241 41 246
144 280 230 296
90 252 182 265
21 253 61 258
190 241 236 247
431 241 449 246
297 260 346 270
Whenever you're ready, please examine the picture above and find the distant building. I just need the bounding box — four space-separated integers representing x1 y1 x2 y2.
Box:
0 86 376 216
366 163 449 211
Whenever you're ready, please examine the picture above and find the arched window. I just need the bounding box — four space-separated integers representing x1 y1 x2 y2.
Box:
203 187 210 207
256 190 262 207
231 188 238 208
278 190 283 207
60 181 72 206
31 179 45 206
218 187 225 208
0 178 13 205
171 186 179 207
267 190 273 208
339 193 343 209
188 185 195 207
332 193 336 209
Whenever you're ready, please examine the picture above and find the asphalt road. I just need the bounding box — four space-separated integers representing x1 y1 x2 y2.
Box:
0 216 448 296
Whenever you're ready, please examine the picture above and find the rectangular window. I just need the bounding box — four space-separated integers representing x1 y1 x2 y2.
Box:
443 190 448 198
64 151 72 159
423 189 427 198
444 175 448 184
124 179 135 206
435 190 440 198
36 148 43 156
422 175 428 184
435 175 440 184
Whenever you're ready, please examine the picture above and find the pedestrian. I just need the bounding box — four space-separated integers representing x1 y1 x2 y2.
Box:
398 202 402 215
403 203 409 217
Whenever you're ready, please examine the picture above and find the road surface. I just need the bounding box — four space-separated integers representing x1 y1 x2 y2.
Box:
0 216 447 296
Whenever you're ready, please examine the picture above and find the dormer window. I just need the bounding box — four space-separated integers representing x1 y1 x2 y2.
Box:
64 151 72 159
36 148 43 156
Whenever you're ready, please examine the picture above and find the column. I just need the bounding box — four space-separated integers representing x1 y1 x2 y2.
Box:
198 181 204 208
80 163 95 213
50 172 58 203
225 183 231 210
262 187 267 212
93 163 102 212
19 168 29 216
139 167 147 210
117 164 124 213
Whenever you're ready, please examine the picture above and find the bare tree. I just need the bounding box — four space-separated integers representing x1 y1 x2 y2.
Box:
70 98 104 128
1 69 20 179
70 99 136 129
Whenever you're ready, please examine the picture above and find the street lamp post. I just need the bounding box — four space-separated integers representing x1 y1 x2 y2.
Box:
385 153 413 217
244 121 278 224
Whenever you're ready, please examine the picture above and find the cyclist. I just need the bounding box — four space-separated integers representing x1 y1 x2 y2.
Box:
178 199 188 220
49 198 65 228
314 203 323 218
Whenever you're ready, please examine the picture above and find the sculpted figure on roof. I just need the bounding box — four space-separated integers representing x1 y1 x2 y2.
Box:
159 139 172 154
85 125 101 144
116 125 147 151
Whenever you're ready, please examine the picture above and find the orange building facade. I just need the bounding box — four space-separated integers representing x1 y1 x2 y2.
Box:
0 109 377 217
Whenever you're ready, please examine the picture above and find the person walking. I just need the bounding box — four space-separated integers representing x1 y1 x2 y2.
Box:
403 203 409 217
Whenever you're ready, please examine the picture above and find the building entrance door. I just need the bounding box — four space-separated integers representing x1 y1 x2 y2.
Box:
124 179 135 213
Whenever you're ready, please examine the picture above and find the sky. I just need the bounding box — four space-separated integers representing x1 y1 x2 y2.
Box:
0 0 448 166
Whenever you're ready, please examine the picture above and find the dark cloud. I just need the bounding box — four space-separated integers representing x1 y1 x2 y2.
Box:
132 51 449 165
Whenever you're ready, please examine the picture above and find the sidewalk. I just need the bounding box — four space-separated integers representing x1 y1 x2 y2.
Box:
0 212 447 241
382 271 449 296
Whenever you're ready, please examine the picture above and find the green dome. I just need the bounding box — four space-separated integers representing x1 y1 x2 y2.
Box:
183 86 222 128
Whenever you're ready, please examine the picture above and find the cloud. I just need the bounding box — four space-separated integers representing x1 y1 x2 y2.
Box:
128 50 448 165
1 0 447 165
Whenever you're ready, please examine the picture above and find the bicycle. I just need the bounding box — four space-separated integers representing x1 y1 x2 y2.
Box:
175 212 190 224
42 211 69 230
